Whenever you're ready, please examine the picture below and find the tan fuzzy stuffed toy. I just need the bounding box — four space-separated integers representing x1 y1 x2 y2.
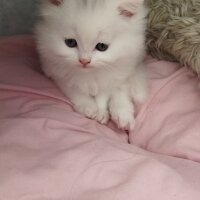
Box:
145 0 200 74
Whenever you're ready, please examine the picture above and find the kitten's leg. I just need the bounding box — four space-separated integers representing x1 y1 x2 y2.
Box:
61 85 98 119
95 93 110 124
129 65 148 103
73 95 98 119
109 87 135 131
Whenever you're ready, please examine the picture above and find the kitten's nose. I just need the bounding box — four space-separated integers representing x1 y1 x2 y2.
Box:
79 58 91 66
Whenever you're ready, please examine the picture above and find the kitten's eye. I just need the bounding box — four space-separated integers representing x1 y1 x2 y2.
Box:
65 39 77 48
95 43 109 52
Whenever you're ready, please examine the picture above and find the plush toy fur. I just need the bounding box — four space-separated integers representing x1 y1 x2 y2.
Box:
145 0 200 74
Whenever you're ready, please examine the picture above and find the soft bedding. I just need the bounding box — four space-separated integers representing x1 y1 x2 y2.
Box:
1 36 200 199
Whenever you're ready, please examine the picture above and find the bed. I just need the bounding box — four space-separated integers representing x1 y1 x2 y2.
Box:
1 2 200 200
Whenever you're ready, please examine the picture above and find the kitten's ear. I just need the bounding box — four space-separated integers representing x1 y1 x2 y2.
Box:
118 0 144 18
49 0 63 6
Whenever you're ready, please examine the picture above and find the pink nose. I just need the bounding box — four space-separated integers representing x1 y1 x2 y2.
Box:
79 58 91 66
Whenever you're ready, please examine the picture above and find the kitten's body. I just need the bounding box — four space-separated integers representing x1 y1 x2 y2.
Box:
35 0 148 130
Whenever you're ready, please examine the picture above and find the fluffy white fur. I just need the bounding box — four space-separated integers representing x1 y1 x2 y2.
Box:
35 0 148 131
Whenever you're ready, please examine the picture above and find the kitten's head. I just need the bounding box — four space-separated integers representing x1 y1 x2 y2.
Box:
36 0 147 72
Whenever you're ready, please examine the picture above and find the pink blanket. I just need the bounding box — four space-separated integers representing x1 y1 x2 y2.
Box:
1 36 200 200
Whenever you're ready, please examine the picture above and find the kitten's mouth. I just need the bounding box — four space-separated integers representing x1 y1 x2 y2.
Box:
80 64 92 69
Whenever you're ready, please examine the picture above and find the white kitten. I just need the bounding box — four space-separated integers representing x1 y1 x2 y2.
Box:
35 0 148 131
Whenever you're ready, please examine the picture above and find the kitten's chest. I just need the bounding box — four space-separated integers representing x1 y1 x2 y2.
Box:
88 72 128 95
76 74 117 95
67 69 129 96
95 70 129 90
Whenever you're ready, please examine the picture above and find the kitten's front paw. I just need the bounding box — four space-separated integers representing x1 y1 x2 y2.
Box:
74 98 98 119
95 110 109 124
109 101 135 131
111 110 135 131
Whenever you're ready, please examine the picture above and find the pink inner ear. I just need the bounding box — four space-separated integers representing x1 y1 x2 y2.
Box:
50 0 63 6
118 6 134 18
